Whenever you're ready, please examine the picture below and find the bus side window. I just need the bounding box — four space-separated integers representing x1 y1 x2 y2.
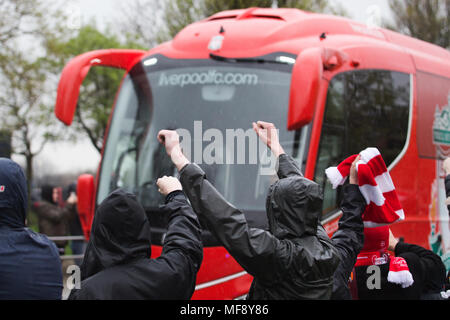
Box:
315 70 410 219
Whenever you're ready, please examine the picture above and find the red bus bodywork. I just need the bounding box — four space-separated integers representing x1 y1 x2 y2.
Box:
55 8 450 299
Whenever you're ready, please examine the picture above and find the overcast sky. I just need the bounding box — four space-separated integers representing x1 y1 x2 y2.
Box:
22 0 394 175
71 0 393 27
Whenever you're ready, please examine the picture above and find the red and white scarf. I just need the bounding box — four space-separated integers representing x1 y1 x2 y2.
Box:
387 256 414 288
326 148 413 288
355 252 414 288
325 147 404 228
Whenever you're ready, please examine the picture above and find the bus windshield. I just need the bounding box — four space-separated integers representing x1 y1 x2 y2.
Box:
97 54 309 235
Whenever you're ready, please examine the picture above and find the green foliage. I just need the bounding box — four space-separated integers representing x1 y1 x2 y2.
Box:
387 0 450 49
0 0 43 43
0 51 56 153
0 0 61 159
0 0 68 213
49 25 146 152
163 0 201 41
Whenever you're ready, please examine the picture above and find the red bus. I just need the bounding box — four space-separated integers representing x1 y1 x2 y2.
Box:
54 8 450 299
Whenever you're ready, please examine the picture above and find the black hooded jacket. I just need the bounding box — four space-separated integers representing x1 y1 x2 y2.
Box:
354 241 447 300
179 153 340 299
68 188 203 300
330 184 366 299
0 158 62 299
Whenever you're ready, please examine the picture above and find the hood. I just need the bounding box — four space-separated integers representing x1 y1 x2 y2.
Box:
0 158 28 228
266 175 322 239
80 189 151 280
41 184 55 204
64 182 77 200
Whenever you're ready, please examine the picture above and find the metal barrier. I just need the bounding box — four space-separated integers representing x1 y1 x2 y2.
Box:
48 236 85 241
48 236 85 261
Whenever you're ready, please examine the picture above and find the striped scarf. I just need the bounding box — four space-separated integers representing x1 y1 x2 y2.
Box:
325 147 404 228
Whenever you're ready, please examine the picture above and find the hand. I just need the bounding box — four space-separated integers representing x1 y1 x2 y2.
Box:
156 176 182 196
252 121 285 157
349 155 360 185
157 130 181 157
388 228 399 251
443 158 450 175
157 130 190 171
67 192 77 205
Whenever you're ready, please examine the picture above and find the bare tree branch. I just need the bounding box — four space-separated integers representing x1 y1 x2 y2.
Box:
75 103 102 153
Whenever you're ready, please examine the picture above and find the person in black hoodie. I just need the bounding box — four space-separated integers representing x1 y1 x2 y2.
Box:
157 121 341 299
68 185 203 300
0 158 62 299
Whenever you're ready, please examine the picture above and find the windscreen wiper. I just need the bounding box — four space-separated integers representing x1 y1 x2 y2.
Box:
209 53 294 65
110 146 137 190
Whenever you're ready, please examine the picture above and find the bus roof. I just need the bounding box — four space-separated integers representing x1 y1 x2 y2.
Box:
150 7 450 77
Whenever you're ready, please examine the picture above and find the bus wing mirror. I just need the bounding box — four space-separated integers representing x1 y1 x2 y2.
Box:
287 48 348 130
76 173 95 240
55 49 147 125
287 47 323 130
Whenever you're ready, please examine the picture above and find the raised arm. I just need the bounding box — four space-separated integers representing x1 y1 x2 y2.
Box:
157 129 283 283
252 121 302 178
155 176 203 299
156 176 203 264
179 163 282 283
331 156 366 299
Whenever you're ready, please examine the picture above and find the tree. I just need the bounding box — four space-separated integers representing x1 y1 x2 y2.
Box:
202 0 336 16
115 0 168 48
0 0 42 43
164 0 347 39
117 0 348 48
0 130 11 158
0 51 62 212
386 0 450 49
0 0 67 211
48 25 146 153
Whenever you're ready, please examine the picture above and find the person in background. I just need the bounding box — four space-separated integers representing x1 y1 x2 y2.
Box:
440 157 450 293
33 184 73 255
68 186 203 300
157 121 341 299
0 158 63 299
64 183 85 266
442 158 450 218
353 226 447 299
